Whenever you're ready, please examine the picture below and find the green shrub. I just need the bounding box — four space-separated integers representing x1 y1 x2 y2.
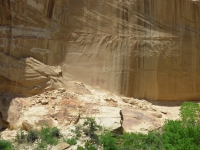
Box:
84 142 97 150
163 119 200 149
74 124 82 138
144 131 163 149
180 102 200 126
83 118 102 144
77 145 85 150
65 137 77 145
101 132 118 150
77 142 97 150
27 130 39 143
51 127 61 138
15 130 27 143
35 141 47 150
0 140 13 150
115 131 162 150
40 126 60 145
118 132 146 150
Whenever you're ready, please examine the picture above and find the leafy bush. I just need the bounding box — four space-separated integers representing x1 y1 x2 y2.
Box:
35 141 47 150
84 142 97 150
65 137 77 145
40 126 60 145
74 124 82 138
27 130 39 143
0 140 13 150
70 124 82 141
100 132 118 150
180 102 200 126
144 131 163 149
118 132 147 150
162 119 200 149
51 127 61 138
77 142 97 150
77 145 85 150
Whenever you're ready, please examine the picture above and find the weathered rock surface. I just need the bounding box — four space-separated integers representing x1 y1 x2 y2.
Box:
81 104 122 131
51 143 70 150
0 0 200 100
0 52 63 95
0 89 180 134
122 108 163 133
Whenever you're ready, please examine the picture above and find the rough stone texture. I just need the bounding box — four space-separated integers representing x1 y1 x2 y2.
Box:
0 52 63 95
81 104 122 131
0 89 183 134
0 0 200 100
22 121 33 131
122 108 163 133
51 143 70 150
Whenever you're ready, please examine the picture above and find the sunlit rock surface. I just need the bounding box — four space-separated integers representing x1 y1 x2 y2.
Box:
0 0 200 100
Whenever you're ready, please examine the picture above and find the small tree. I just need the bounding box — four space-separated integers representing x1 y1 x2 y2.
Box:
83 117 102 144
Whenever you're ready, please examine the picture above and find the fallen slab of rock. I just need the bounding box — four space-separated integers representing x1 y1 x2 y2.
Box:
51 143 70 150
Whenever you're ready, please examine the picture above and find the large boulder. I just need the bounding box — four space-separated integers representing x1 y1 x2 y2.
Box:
81 104 122 131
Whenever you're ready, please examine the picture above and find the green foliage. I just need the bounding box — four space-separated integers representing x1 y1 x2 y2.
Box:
145 131 163 149
74 124 82 138
83 117 102 144
77 145 85 150
100 132 118 150
27 130 39 143
14 127 61 149
65 137 77 145
0 140 13 150
77 142 97 150
116 132 162 150
35 141 47 150
162 119 200 149
119 132 145 149
76 118 103 149
71 124 82 139
51 127 61 138
15 130 27 143
84 142 97 150
40 126 60 145
180 102 200 126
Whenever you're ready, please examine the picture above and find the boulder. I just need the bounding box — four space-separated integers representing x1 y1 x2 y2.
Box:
81 104 122 131
122 107 163 133
51 143 70 150
22 121 33 131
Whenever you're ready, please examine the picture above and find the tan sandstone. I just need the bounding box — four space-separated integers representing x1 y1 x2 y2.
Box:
0 0 200 100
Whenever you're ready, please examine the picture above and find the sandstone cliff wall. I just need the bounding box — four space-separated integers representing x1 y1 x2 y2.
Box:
0 0 200 100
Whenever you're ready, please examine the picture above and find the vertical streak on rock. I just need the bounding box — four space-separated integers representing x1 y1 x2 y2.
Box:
0 0 11 55
47 0 55 19
8 0 13 57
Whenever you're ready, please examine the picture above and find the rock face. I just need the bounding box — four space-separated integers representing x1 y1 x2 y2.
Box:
0 52 63 95
0 0 200 100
